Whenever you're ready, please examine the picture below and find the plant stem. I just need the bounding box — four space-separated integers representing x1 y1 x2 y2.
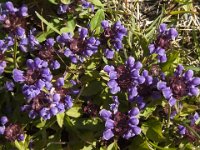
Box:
14 37 18 68
167 104 171 128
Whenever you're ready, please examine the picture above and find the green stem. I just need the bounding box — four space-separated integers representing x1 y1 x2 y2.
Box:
123 48 128 59
167 104 171 128
75 84 85 101
14 37 18 68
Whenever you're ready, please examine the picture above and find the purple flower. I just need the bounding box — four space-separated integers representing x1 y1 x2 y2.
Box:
103 129 114 140
4 1 16 13
65 95 73 109
50 60 60 70
45 38 55 47
99 109 112 120
82 0 93 10
100 97 141 140
0 117 25 142
178 125 186 135
17 134 25 141
104 49 114 59
190 112 200 125
18 5 28 17
22 85 40 100
56 77 65 87
16 27 25 37
13 69 25 82
5 81 14 91
20 78 77 120
0 61 6 75
57 0 93 14
129 107 140 116
157 65 200 106
50 107 59 116
0 126 5 135
105 119 115 129
148 24 178 63
36 79 45 90
53 93 61 102
101 20 127 58
19 30 40 52
59 27 100 63
57 4 69 14
0 116 8 126
104 56 145 101
129 117 139 126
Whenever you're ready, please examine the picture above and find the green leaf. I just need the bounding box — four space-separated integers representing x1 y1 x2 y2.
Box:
185 66 200 72
107 141 119 150
86 62 97 70
88 0 104 7
14 140 27 150
180 103 198 117
169 11 196 15
60 19 76 34
36 119 46 128
90 9 105 34
129 136 149 150
74 118 101 131
81 80 102 96
56 112 65 127
140 99 162 119
81 145 94 150
145 11 163 40
142 118 165 142
174 0 193 5
48 0 58 4
61 0 71 4
161 51 180 72
140 105 157 119
35 11 61 34
36 30 54 42
66 105 81 118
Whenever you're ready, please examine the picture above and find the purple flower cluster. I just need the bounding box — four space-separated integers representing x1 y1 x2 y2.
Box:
134 70 161 109
57 27 100 63
0 116 24 141
157 65 200 106
13 57 53 99
36 37 61 70
0 1 28 31
0 2 29 74
18 28 40 52
21 89 74 120
99 96 141 140
0 36 15 74
12 57 77 120
104 57 145 101
101 20 127 59
0 27 37 74
57 0 94 14
148 23 178 63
